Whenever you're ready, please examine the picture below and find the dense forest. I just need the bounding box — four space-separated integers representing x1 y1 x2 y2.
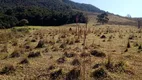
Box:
0 0 104 28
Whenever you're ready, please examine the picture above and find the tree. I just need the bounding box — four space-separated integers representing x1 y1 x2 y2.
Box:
0 15 18 28
5 9 13 15
96 12 109 24
126 14 131 18
18 19 29 26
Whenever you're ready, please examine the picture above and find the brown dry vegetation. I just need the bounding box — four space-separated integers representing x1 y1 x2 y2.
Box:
0 24 142 80
87 12 137 26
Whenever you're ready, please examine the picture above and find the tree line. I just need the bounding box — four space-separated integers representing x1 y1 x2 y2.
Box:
0 7 86 28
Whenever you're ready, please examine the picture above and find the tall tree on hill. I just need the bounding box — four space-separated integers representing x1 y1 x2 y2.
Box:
96 12 109 24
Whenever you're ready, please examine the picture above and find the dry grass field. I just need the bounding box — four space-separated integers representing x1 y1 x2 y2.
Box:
0 24 142 80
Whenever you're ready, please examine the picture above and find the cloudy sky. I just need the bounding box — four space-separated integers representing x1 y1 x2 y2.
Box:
71 0 142 17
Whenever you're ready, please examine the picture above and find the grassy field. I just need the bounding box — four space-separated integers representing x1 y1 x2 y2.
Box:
0 24 142 80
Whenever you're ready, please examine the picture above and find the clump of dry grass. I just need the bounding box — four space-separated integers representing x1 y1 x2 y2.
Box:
138 45 142 50
1 45 8 53
105 56 132 74
19 58 29 64
0 31 14 43
57 57 66 64
12 40 18 46
127 40 131 48
74 38 80 43
60 34 66 38
133 42 139 47
129 35 135 40
0 65 16 75
64 52 76 58
71 58 80 66
90 50 106 57
48 65 56 71
28 52 42 58
91 67 108 79
31 39 36 42
50 69 63 80
106 60 129 73
56 38 62 43
59 43 66 49
69 28 72 31
80 52 90 58
124 48 128 52
119 34 123 39
35 40 45 48
66 38 75 45
51 46 59 51
9 50 21 58
92 63 102 69
100 35 106 39
66 68 80 80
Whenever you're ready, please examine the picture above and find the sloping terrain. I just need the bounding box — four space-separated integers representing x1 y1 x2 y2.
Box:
0 0 103 12
86 12 137 26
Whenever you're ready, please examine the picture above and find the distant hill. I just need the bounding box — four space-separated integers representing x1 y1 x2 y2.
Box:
62 0 104 13
0 0 104 13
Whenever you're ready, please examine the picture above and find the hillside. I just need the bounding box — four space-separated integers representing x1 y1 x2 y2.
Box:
62 0 104 13
81 12 137 26
0 0 103 12
0 0 105 28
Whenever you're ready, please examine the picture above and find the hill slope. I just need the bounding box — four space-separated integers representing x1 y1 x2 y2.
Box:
0 0 104 12
62 0 104 13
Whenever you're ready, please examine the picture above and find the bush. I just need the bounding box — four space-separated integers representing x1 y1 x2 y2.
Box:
18 19 29 26
96 12 109 24
0 15 18 28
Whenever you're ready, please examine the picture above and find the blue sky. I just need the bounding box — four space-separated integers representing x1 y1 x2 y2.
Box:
71 0 142 17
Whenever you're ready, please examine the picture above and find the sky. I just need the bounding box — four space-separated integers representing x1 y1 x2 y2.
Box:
71 0 142 17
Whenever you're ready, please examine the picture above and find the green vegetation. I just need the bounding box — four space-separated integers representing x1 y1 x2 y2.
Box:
0 0 104 28
0 7 85 28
